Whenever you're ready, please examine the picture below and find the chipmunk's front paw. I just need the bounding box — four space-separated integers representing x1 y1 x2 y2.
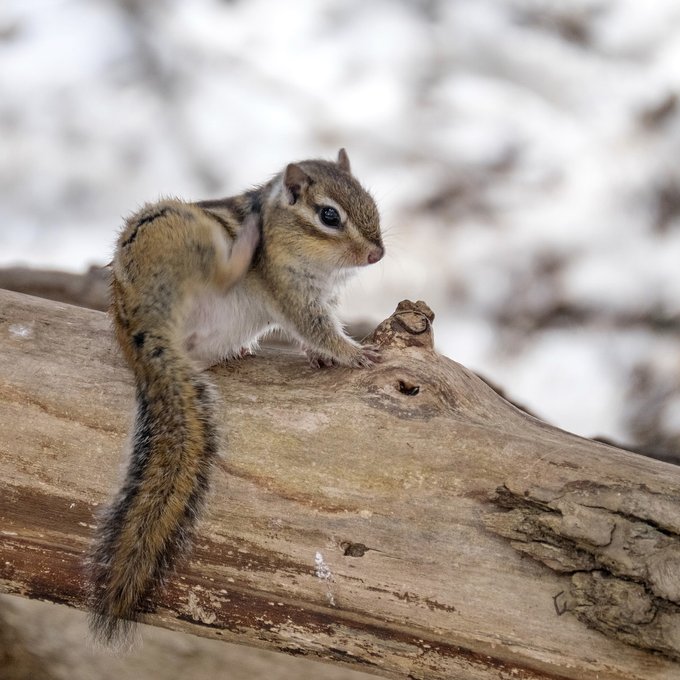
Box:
347 344 382 368
306 349 337 369
305 344 381 369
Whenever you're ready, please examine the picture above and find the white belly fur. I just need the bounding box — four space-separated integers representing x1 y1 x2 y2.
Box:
182 282 276 368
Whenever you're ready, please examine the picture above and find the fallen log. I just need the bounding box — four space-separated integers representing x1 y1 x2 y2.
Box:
1 288 679 679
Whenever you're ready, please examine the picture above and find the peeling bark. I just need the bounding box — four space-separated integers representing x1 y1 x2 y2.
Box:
485 482 680 660
1 289 680 679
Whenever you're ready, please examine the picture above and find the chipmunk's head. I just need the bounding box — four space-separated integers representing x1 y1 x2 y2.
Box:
267 149 384 271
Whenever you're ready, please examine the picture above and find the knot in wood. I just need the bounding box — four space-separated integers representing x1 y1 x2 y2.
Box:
368 300 435 350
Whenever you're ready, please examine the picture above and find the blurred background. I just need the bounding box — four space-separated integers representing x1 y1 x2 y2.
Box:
1 0 680 676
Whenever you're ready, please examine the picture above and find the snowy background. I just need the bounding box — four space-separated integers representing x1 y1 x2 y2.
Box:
2 0 680 461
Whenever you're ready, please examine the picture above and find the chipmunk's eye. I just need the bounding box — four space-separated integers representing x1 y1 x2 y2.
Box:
319 205 342 228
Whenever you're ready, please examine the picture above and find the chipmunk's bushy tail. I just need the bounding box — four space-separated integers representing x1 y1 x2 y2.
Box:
88 335 218 646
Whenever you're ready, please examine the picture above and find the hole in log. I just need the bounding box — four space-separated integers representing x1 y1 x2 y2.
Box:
342 542 369 557
398 380 420 396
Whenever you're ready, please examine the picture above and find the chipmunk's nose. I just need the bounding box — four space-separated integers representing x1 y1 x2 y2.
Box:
367 245 384 265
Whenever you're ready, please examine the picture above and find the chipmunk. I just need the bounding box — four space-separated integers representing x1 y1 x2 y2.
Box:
89 149 384 645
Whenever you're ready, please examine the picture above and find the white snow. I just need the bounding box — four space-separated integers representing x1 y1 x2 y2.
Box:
314 551 332 582
8 323 33 339
314 551 335 606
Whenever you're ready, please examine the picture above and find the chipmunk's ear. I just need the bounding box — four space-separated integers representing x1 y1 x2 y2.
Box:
337 148 351 173
283 163 311 205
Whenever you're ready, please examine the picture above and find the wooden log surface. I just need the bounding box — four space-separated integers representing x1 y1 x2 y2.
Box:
1 288 679 680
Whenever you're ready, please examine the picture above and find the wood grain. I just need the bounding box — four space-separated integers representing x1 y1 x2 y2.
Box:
1 290 679 679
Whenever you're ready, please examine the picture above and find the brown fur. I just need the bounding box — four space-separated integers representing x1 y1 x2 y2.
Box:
89 150 383 644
